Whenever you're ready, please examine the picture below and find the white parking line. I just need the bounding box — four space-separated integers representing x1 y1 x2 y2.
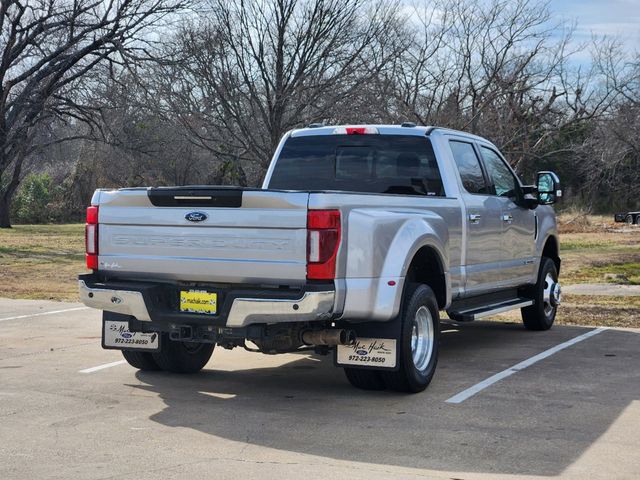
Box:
0 307 89 322
79 360 127 374
445 327 608 404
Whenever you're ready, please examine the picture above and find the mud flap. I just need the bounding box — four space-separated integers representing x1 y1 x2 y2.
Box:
102 311 160 352
333 317 402 371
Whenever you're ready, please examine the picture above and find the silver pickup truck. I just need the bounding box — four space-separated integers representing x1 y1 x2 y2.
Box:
79 124 562 393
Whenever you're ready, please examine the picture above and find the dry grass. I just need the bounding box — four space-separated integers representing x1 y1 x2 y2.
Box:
0 224 85 301
552 212 640 326
558 208 640 285
493 294 640 328
560 228 640 286
557 294 640 328
556 207 622 235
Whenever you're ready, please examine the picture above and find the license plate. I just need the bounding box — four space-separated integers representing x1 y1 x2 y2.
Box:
103 320 160 351
180 290 217 315
336 338 397 368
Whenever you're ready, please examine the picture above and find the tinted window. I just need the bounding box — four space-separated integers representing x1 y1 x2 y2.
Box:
480 146 518 198
269 135 445 196
449 141 490 194
336 146 373 179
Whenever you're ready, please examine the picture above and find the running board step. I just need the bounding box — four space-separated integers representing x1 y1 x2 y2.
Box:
447 298 533 322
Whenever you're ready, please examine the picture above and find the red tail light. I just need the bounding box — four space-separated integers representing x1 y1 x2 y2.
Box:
333 126 379 135
307 210 341 280
85 206 99 270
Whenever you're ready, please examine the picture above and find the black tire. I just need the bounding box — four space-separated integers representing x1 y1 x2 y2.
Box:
381 284 440 393
521 257 560 331
121 350 161 371
151 336 215 373
344 368 386 390
626 214 634 225
636 215 640 226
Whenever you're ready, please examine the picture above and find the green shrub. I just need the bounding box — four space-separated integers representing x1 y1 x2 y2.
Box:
12 173 54 224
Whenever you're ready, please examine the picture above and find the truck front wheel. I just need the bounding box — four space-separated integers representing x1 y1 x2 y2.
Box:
381 284 440 393
151 336 215 373
521 257 560 331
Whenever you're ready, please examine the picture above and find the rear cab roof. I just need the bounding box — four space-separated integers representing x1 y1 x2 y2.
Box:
288 124 495 146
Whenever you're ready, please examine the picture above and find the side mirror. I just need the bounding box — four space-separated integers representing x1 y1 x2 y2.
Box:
536 171 562 205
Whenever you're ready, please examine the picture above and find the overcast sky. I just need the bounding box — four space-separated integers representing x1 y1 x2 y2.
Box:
549 0 640 54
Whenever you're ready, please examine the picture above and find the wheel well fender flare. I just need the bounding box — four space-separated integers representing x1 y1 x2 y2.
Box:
542 234 561 273
379 219 451 310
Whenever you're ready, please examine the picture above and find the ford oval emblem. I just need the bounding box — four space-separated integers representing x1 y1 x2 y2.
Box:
356 349 368 356
185 211 208 223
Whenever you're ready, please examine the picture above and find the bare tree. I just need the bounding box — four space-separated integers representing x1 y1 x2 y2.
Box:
3 0 636 221
570 52 640 208
0 0 189 227
150 0 404 181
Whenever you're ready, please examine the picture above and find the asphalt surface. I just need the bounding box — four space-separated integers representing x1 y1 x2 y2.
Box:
0 298 639 480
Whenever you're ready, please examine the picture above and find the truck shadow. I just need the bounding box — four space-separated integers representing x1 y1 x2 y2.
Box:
129 321 640 476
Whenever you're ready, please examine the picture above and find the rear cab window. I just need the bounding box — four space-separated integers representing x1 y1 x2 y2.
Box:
268 135 445 196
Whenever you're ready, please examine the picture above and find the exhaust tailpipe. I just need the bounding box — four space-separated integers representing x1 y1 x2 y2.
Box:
301 329 356 346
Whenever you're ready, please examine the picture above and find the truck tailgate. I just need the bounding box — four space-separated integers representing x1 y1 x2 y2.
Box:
95 188 309 285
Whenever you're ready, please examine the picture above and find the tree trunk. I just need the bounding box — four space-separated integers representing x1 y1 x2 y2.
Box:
0 149 25 229
0 195 12 228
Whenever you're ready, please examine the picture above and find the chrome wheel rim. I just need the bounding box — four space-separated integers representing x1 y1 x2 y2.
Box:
542 273 560 317
410 306 435 373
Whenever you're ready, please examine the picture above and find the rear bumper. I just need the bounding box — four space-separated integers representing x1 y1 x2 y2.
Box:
78 274 335 327
225 290 335 327
79 279 151 321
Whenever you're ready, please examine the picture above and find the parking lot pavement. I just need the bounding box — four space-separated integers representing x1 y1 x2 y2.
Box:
0 298 639 480
0 298 87 321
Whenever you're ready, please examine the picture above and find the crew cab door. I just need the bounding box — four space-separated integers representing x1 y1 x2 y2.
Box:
477 145 536 286
448 139 505 294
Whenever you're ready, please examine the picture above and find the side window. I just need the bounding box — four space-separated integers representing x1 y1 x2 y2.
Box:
480 147 518 199
375 146 445 196
449 141 490 194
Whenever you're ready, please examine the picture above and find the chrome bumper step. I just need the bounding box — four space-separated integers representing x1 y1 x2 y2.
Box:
447 298 533 322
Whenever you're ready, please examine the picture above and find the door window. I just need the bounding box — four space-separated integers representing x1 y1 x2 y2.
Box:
480 146 519 199
449 141 490 194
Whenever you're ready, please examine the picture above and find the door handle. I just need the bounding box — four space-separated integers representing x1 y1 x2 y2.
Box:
502 214 513 223
468 213 482 224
